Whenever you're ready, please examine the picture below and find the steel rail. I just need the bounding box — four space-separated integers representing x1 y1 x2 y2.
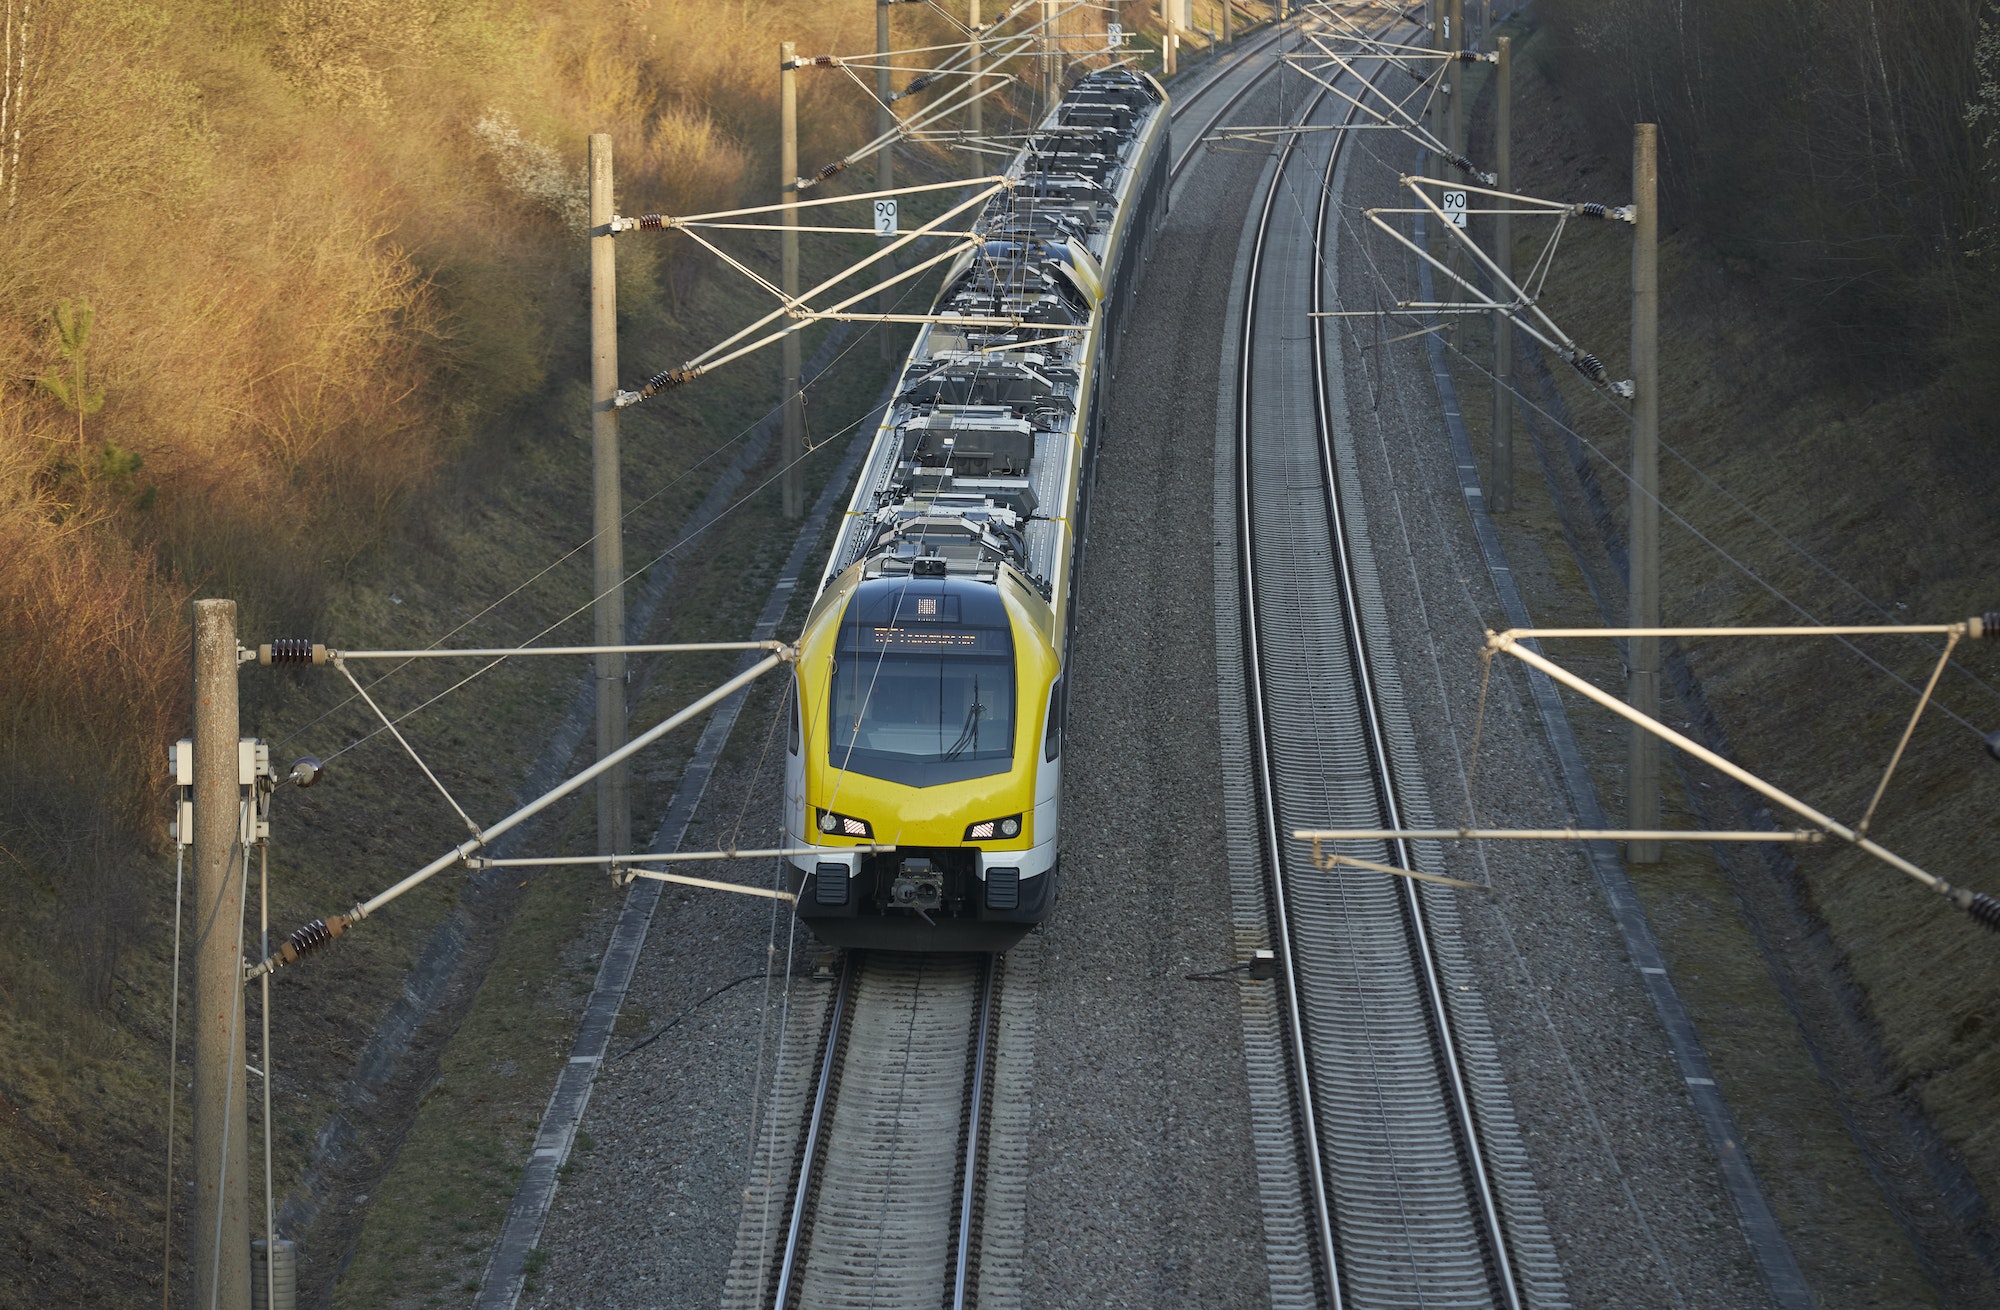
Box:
1237 17 1528 1307
763 954 1001 1310
949 957 1000 1309
1170 22 1296 184
1305 48 1524 1310
1237 56 1346 1310
767 952 856 1310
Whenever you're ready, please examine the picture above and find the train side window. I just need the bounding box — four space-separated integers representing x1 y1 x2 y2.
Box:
1043 678 1064 762
789 686 801 756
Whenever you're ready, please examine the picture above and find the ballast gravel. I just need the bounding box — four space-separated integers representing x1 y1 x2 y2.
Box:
516 44 1785 1310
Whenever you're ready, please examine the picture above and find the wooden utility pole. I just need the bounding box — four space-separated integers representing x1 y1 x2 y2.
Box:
1490 36 1513 512
968 0 983 148
191 598 250 1310
877 2 896 359
1628 122 1661 862
780 43 805 521
588 133 629 856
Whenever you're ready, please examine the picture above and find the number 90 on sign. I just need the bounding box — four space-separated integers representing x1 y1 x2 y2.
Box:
1442 190 1468 229
874 199 899 236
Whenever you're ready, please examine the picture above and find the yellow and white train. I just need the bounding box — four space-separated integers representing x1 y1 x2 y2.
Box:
783 67 1170 950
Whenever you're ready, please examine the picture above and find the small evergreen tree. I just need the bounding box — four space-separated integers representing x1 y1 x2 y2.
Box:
37 297 105 454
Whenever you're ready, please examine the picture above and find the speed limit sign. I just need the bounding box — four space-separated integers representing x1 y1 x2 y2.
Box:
1441 190 1468 229
1107 22 1124 47
874 198 899 235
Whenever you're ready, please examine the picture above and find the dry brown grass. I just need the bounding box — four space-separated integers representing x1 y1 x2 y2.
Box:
0 4 1072 1299
0 0 891 910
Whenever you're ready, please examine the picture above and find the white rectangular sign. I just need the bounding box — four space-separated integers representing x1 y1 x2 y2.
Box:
1442 190 1468 229
874 198 899 236
1107 22 1124 48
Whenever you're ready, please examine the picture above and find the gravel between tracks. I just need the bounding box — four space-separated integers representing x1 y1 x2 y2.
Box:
517 41 1782 1310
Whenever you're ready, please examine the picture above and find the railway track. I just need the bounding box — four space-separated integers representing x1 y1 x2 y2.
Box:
1169 19 1296 184
721 41 1306 1309
1232 16 1567 1309
747 952 1000 1310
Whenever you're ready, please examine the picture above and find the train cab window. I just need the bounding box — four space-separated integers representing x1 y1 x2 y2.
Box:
828 578 1017 787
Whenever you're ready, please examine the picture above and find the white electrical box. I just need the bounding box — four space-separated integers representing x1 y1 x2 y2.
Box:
170 739 194 846
168 738 272 844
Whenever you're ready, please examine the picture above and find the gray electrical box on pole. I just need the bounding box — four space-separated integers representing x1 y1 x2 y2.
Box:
191 597 250 1310
1491 35 1513 512
1628 122 1662 863
588 133 630 857
780 43 805 521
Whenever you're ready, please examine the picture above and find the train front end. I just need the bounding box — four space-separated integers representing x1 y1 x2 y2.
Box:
785 564 1061 951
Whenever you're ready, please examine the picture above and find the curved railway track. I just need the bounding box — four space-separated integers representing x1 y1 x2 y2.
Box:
1169 19 1296 184
1233 18 1564 1309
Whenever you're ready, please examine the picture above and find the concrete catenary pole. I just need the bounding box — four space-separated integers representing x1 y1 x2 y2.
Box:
588 133 630 857
877 1 896 359
1161 0 1176 77
1044 0 1060 106
1628 122 1661 863
1447 0 1464 179
191 598 250 1310
1223 0 1232 47
1490 35 1513 511
968 0 983 149
780 44 805 521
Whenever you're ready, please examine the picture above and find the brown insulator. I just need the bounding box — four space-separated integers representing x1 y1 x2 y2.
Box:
637 214 666 230
279 915 347 965
264 638 325 666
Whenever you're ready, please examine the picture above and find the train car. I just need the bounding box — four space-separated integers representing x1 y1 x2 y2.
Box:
782 66 1170 950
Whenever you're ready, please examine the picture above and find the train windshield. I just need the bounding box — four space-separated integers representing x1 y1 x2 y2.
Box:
828 580 1016 787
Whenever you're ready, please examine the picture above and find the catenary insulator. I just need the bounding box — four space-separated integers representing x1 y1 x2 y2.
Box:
1577 202 1608 219
1981 611 2000 638
637 214 665 230
1967 892 2000 932
1570 353 1607 383
280 915 347 965
638 366 701 399
262 639 326 666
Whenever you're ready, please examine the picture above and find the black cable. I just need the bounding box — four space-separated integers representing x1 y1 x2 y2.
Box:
614 968 815 1060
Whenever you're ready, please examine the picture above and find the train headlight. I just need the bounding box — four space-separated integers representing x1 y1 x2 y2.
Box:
963 814 1023 841
816 809 873 839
